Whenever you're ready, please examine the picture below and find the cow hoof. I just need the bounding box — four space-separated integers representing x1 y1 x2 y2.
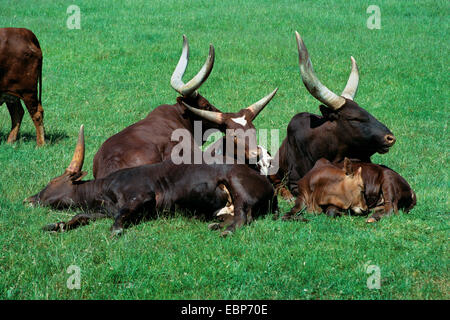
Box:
208 223 221 231
42 223 58 232
293 216 308 222
110 228 124 237
220 230 233 238
366 217 377 223
42 222 65 232
24 201 36 208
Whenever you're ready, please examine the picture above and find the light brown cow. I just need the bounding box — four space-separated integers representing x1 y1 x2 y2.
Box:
281 158 367 221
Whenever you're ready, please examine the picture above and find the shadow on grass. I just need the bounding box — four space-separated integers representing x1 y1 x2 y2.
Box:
0 130 69 145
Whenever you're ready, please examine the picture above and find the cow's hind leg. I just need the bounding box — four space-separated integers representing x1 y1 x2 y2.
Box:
6 97 24 144
23 93 45 146
110 196 155 236
43 212 107 232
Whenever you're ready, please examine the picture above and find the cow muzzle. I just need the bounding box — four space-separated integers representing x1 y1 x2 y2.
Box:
384 134 396 147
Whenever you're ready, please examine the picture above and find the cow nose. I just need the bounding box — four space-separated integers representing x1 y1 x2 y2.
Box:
384 134 396 146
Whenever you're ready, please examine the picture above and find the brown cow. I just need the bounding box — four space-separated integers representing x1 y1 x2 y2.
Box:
270 31 395 198
0 28 45 145
93 35 277 179
280 158 367 222
25 126 277 237
332 160 416 222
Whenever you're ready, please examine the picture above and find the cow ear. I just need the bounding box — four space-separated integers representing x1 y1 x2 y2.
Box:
70 171 88 182
343 157 353 176
355 166 362 177
319 105 338 120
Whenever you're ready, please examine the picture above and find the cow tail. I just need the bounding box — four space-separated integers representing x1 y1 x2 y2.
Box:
38 56 42 104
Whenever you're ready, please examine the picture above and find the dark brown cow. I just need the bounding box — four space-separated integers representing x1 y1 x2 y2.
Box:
271 31 395 198
0 28 45 145
332 160 416 222
25 126 277 237
280 158 367 222
93 35 277 179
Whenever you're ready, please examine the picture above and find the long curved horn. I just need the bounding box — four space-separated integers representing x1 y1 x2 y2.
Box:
170 35 215 97
182 101 224 125
65 125 85 174
246 88 278 120
341 56 359 100
295 31 345 110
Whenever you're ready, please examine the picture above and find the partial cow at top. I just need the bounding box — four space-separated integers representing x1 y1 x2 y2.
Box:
0 28 45 146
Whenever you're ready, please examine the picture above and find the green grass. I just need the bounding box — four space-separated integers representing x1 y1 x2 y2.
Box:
0 0 448 299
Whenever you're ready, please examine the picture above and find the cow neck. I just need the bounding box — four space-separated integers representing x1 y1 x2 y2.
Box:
325 120 372 163
71 179 102 209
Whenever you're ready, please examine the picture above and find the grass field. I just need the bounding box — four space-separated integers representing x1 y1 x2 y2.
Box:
0 0 448 299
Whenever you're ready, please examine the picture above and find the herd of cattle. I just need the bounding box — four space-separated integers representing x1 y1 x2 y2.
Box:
1 28 416 237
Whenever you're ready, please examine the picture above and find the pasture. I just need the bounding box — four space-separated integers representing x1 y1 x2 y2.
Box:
0 0 448 299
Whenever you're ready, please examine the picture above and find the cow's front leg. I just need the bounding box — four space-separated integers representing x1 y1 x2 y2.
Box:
110 196 150 236
111 207 134 236
325 205 343 218
366 204 395 223
43 212 107 232
281 197 308 222
220 206 248 237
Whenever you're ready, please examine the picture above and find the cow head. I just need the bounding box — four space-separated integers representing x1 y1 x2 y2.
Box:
339 158 367 214
24 125 86 208
182 89 277 162
171 35 277 162
295 31 395 156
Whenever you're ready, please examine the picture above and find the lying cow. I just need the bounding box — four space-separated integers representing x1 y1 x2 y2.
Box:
271 31 396 198
25 126 277 237
93 35 277 179
331 160 416 222
280 158 367 221
0 28 45 145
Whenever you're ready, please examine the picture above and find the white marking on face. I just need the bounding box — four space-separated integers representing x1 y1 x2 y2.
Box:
256 146 273 176
231 116 247 126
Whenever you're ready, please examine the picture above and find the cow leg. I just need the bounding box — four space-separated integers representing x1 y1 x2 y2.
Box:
269 173 294 201
221 205 248 237
6 98 24 144
43 212 107 232
270 195 280 219
325 205 343 218
281 197 308 222
22 94 45 146
367 183 398 223
111 208 133 236
110 197 150 236
208 213 234 231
